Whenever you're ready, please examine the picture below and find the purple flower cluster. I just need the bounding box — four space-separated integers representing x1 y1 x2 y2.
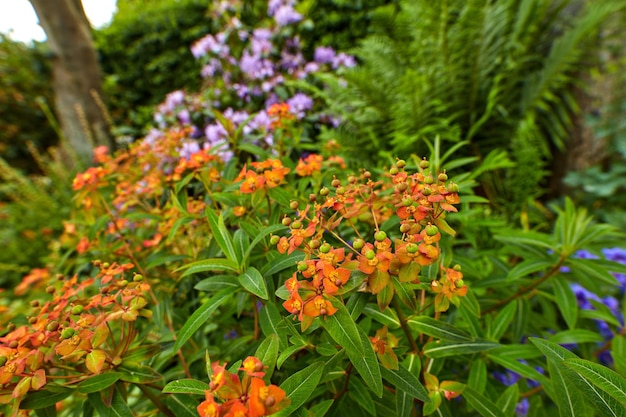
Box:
492 361 543 417
268 0 302 26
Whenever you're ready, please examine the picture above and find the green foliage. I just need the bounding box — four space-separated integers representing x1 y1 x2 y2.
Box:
95 0 211 136
322 0 625 218
0 35 57 173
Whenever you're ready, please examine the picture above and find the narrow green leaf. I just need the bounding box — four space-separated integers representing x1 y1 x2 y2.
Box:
496 384 519 417
564 358 626 405
205 207 238 262
172 287 236 353
309 399 334 417
348 326 383 398
176 258 240 277
259 303 288 349
468 360 487 394
506 258 554 282
275 362 325 417
395 388 413 417
363 305 400 329
109 385 135 417
277 343 307 369
380 364 429 402
488 354 550 387
255 334 280 379
194 275 240 291
568 258 620 286
261 252 306 277
21 389 73 410
238 267 268 299
552 276 578 329
118 362 162 384
461 289 481 318
612 335 626 377
162 379 210 395
494 231 553 250
462 387 506 417
233 229 249 268
322 302 365 356
165 394 200 417
408 316 473 342
567 368 625 417
423 340 499 358
489 301 516 341
548 329 604 345
348 378 377 416
547 360 589 417
77 372 122 394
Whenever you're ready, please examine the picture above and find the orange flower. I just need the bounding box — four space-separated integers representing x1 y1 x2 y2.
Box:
248 377 288 417
296 154 323 176
302 295 338 318
198 393 221 417
239 169 266 194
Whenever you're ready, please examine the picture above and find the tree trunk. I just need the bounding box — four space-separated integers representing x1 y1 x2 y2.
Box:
30 0 114 167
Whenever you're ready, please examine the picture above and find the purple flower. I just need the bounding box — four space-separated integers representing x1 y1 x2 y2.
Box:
177 109 191 125
201 59 222 78
240 53 274 80
205 123 228 144
179 141 200 160
516 398 529 417
332 52 357 69
314 46 336 64
287 93 313 119
273 5 302 26
158 90 185 115
143 128 163 146
191 34 228 59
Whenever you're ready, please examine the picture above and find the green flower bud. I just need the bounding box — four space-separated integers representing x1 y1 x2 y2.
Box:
353 239 365 250
425 224 439 236
419 159 430 169
71 305 84 315
374 231 387 242
319 243 331 253
389 166 398 175
133 274 143 282
270 235 280 245
406 243 419 253
438 172 448 182
319 187 330 196
0 356 6 367
309 239 321 249
448 182 459 193
289 201 299 210
282 217 292 227
365 250 376 260
291 220 303 229
61 328 75 339
297 262 308 272
396 159 406 169
399 223 411 234
46 321 59 332
424 175 434 185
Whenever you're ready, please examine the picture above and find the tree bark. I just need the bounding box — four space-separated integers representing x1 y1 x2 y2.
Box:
30 0 114 167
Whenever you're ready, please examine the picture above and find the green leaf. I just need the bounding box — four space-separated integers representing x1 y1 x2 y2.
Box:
395 388 413 417
261 252 306 277
461 289 481 318
506 258 554 282
462 387 506 417
496 384 519 417
552 276 578 329
407 316 473 342
612 335 626 377
548 329 604 345
564 359 626 405
423 340 499 358
488 354 550 387
277 343 307 369
547 360 589 417
380 364 429 402
489 301 516 341
88 385 134 417
348 378 377 416
77 372 122 394
255 334 280 379
494 231 553 250
566 368 625 417
309 399 334 417
162 379 210 395
468 360 487 394
275 362 325 417
165 394 200 417
259 303 288 349
34 405 56 417
238 267 268 299
322 302 365 356
194 275 240 291
568 258 620 287
233 229 249 268
172 287 236 353
176 258 240 277
530 337 579 361
21 389 73 410
348 325 383 398
205 207 238 262
363 305 400 329
118 362 162 384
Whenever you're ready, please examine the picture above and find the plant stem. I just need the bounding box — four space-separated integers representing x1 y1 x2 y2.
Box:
482 255 566 316
392 297 419 354
137 384 175 417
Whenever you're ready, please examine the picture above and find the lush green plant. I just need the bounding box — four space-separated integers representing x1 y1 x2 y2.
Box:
318 0 626 218
0 35 56 173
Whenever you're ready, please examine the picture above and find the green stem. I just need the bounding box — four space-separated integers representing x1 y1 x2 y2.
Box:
392 297 419 354
137 384 175 417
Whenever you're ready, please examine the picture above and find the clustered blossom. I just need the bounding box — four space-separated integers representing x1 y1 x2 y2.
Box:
236 159 290 194
276 158 463 332
0 262 151 407
197 357 289 417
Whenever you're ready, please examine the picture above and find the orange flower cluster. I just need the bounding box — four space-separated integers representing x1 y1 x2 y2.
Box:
72 166 107 191
275 158 465 321
197 357 289 417
267 103 294 129
171 149 222 182
294 154 347 177
0 262 151 408
236 159 290 194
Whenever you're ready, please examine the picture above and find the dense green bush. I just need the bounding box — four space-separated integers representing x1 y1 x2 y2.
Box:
95 0 211 137
0 35 56 173
319 0 625 219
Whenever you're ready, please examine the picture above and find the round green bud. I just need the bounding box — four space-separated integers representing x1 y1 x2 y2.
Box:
118 280 129 287
396 183 408 192
453 264 462 271
291 220 303 229
353 239 365 250
319 187 330 196
363 171 371 179
425 225 439 236
309 193 317 202
402 197 413 206
422 187 432 196
9 341 18 349
399 223 411 234
61 328 75 339
7 323 15 332
133 274 143 282
406 243 419 253
46 321 59 332
456 279 465 287
336 186 346 195
424 175 434 185
389 166 398 175
71 305 84 315
374 231 387 242
270 235 280 245
419 159 430 169
289 201 299 210
438 172 448 182
365 250 376 260
102 262 110 269
396 159 406 169
309 239 321 249
45 286 56 294
448 182 459 193
331 178 341 188
0 356 6 367
297 262 308 272
282 217 292 227
28 317 37 324
319 243 331 253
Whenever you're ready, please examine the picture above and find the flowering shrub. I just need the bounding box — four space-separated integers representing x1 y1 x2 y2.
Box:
3 2 626 417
